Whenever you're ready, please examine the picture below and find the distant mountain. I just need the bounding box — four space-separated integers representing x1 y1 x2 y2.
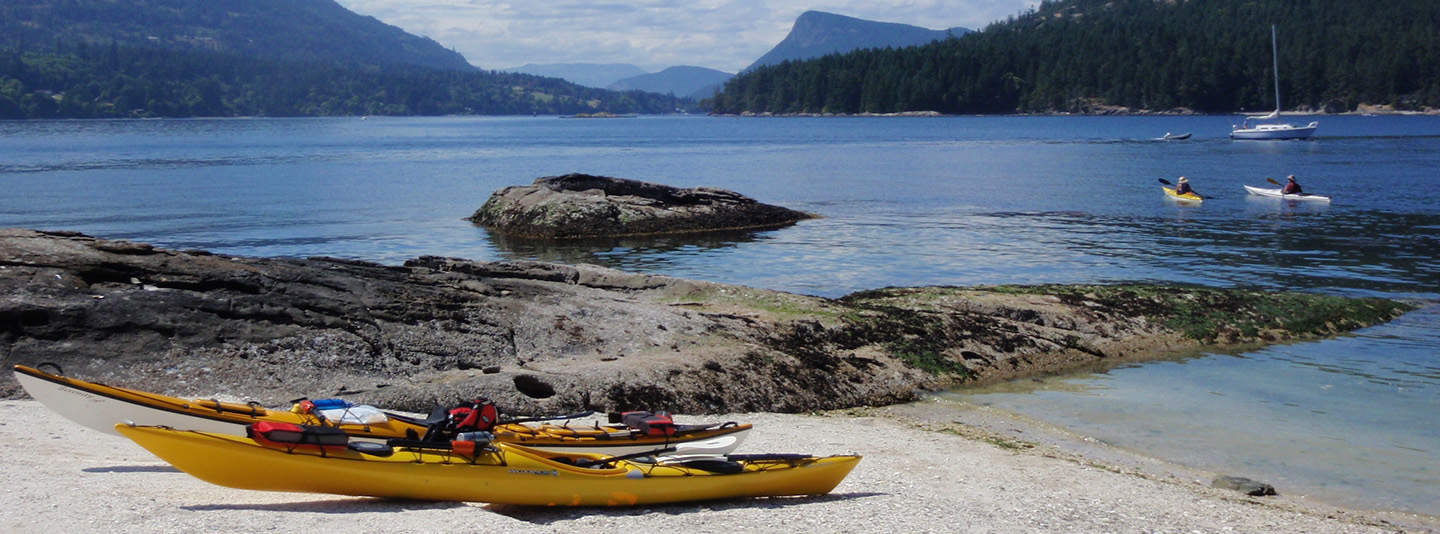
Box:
0 0 474 71
745 11 969 72
608 66 734 99
502 63 648 88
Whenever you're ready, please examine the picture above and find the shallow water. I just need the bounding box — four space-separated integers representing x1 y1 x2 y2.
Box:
2 114 1438 514
941 304 1440 514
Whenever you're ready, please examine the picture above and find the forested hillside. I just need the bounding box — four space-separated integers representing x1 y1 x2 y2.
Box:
0 0 686 118
0 0 473 71
0 45 684 118
711 0 1440 114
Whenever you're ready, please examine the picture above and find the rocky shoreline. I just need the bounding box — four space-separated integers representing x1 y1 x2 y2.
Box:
0 228 1412 417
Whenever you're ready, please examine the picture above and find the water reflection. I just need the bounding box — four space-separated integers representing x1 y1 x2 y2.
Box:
1241 195 1331 216
480 226 773 271
952 209 1440 294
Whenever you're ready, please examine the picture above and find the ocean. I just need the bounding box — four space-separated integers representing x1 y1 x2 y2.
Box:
2 114 1436 514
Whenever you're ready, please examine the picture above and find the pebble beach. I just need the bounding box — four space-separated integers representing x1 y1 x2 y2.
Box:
3 400 1433 533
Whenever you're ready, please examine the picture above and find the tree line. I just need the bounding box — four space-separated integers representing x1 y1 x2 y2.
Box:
0 42 686 119
710 0 1440 115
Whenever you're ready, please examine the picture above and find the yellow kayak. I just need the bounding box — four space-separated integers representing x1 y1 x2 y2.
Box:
1162 186 1203 203
14 364 751 455
116 424 860 506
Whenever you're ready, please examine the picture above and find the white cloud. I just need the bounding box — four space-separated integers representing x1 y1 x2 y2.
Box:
335 0 1036 72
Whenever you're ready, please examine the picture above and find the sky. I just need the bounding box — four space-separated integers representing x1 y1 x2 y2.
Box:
334 1 1037 73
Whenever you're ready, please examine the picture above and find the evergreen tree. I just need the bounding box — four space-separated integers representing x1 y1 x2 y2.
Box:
711 0 1440 114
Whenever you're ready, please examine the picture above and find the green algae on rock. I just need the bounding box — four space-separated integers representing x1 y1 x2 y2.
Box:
973 284 1414 344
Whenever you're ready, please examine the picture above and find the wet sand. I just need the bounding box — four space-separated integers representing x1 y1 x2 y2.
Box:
4 400 1435 533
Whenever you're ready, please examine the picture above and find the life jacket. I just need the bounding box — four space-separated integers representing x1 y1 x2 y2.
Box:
248 421 349 454
619 411 677 437
447 398 500 432
1283 182 1302 194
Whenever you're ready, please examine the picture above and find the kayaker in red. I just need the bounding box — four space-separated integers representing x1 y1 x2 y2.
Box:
1282 175 1303 194
1175 176 1195 195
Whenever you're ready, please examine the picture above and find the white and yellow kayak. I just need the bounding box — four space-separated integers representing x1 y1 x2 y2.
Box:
14 364 750 456
1243 185 1330 202
116 424 860 506
1162 186 1203 203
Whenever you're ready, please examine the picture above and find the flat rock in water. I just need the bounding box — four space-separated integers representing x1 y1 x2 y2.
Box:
468 173 816 239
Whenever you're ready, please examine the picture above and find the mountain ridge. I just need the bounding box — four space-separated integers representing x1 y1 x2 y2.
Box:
745 10 969 72
501 63 648 89
0 0 474 71
0 0 688 118
608 66 735 100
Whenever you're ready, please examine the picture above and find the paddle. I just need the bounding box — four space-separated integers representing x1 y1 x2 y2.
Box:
576 446 678 469
1266 177 1282 186
498 410 597 426
1157 178 1205 199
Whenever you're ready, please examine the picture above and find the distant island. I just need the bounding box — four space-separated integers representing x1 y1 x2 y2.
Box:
563 112 636 119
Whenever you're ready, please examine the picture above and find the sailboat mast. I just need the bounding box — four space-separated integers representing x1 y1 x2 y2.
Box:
1271 24 1281 114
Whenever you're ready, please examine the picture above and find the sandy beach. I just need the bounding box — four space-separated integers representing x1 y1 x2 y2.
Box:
2 399 1434 533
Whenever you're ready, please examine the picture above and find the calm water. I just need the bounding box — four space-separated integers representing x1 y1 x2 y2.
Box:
2 115 1438 513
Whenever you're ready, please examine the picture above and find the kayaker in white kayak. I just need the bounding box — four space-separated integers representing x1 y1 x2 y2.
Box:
1175 176 1196 196
1282 175 1303 194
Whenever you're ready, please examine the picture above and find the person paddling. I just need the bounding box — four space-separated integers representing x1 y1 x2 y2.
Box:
1282 175 1303 194
1175 176 1196 196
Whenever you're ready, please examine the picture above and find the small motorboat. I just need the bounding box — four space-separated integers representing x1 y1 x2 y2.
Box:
1161 132 1192 140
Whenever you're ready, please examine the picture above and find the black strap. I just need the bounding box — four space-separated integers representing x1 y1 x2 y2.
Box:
387 438 452 450
726 453 811 462
575 446 677 469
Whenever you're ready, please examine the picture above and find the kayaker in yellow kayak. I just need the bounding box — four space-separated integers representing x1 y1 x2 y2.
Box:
1282 175 1303 194
1175 176 1197 196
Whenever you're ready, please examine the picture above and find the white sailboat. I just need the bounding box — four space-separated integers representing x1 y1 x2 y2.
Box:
1231 25 1317 140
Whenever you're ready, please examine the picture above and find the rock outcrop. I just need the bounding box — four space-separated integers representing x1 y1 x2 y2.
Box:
1211 476 1278 496
468 173 816 239
0 229 1412 416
